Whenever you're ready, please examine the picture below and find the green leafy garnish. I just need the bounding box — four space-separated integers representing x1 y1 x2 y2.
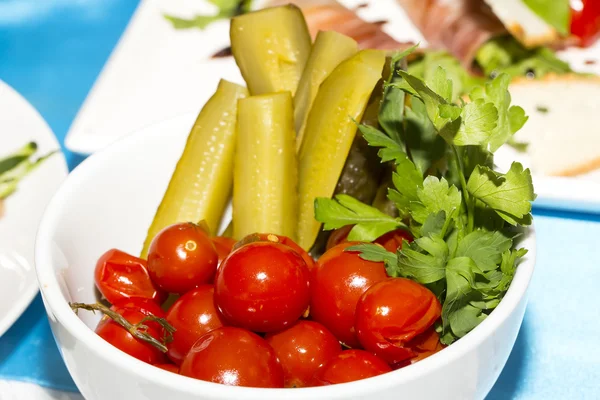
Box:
523 0 571 35
164 0 253 30
314 48 534 344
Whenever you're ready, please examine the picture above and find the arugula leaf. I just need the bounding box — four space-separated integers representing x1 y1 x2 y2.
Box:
467 162 535 225
523 0 571 35
395 236 448 284
455 230 512 271
468 74 528 152
346 243 398 273
314 195 405 242
411 176 461 224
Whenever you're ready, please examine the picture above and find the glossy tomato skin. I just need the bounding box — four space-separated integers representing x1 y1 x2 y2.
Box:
95 299 167 364
154 363 180 374
94 249 165 305
147 222 218 294
211 236 237 267
571 0 600 47
165 284 226 365
237 233 315 271
215 242 311 332
374 229 413 253
355 278 442 365
180 327 284 388
310 242 388 347
312 350 392 386
264 321 341 388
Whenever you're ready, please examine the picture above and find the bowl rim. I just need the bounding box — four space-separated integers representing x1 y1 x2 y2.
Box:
35 113 537 399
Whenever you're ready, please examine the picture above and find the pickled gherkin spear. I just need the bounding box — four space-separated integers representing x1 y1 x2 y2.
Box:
294 31 358 145
141 80 248 258
230 5 311 96
297 49 386 251
234 92 298 240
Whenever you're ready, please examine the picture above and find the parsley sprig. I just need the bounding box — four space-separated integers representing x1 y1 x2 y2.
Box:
314 47 536 344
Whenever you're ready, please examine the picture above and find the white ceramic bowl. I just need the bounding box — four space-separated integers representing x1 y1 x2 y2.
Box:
35 113 536 400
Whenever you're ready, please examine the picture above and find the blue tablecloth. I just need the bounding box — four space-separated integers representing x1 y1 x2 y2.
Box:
1 2 599 398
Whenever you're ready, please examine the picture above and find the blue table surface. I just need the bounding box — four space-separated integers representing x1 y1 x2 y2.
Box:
1 1 600 398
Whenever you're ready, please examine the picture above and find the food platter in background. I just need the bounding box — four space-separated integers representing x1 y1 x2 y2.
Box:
0 80 68 337
64 0 600 214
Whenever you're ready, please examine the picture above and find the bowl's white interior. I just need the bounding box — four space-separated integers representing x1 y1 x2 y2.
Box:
36 112 536 398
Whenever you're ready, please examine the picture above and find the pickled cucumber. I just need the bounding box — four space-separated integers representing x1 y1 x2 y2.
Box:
230 5 311 96
294 31 358 145
234 92 298 240
297 50 386 250
141 80 248 258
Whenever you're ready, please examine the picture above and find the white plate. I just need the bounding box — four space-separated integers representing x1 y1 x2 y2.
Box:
0 80 68 337
64 0 600 213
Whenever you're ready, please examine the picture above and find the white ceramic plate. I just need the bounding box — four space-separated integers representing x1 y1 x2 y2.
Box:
64 0 600 213
0 80 68 337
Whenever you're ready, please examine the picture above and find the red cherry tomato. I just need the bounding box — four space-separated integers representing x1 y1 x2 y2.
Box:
374 229 413 253
154 363 180 374
180 327 284 388
94 249 165 305
165 284 225 365
355 278 442 365
95 298 167 364
215 241 311 332
211 236 237 267
571 0 600 47
312 350 392 386
310 242 388 347
237 233 315 271
405 327 445 365
147 222 218 294
264 321 341 388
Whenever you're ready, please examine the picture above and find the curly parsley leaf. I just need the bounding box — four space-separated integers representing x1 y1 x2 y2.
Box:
396 236 448 284
467 162 536 225
346 243 398 273
314 195 406 242
456 230 513 271
469 74 528 152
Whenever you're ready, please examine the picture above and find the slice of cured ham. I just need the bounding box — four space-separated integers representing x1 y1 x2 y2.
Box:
395 0 507 67
268 0 412 50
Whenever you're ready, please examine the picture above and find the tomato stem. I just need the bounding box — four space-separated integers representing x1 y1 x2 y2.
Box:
69 302 175 353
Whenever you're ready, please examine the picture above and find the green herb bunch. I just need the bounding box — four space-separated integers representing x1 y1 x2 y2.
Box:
314 47 536 345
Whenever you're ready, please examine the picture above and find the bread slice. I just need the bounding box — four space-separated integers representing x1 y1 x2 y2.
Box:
508 74 600 177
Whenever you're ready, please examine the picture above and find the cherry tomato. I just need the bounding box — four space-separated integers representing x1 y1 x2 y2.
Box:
312 350 392 386
355 278 442 365
310 242 388 347
264 321 341 388
94 249 165 305
325 225 353 250
374 229 413 253
405 327 445 365
154 363 179 374
147 222 218 294
571 0 600 47
236 233 315 271
211 236 237 267
95 298 167 364
215 241 311 332
165 284 225 365
180 327 284 388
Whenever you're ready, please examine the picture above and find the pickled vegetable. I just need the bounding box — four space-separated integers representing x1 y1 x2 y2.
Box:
141 80 248 258
234 92 298 240
230 5 311 96
294 31 358 144
297 50 386 250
